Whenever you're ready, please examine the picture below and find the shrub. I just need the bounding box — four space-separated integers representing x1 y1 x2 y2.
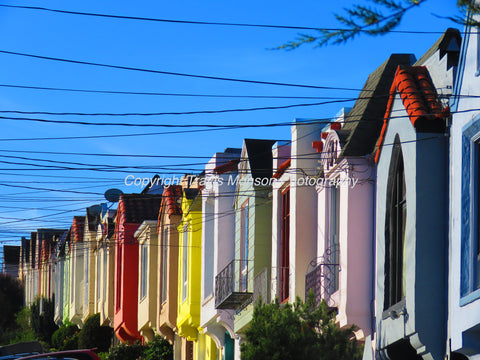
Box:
142 335 173 360
106 342 145 360
30 297 58 346
51 323 80 351
240 292 363 360
78 314 113 352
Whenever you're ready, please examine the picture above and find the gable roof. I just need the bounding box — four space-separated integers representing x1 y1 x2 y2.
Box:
244 139 276 181
118 193 163 224
86 205 102 232
3 245 20 265
414 28 461 67
375 65 447 162
340 54 414 157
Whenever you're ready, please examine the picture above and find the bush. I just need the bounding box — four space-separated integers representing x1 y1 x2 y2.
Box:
240 292 363 360
105 335 173 360
106 342 145 360
51 323 80 351
142 335 173 360
0 274 24 344
30 297 58 346
78 314 113 352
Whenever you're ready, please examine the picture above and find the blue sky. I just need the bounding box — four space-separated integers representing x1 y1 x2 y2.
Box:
0 0 462 264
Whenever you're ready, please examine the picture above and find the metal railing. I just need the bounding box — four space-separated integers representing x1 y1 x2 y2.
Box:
305 245 340 305
215 259 252 309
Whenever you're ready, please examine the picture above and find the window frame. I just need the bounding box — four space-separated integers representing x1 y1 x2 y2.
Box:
383 138 407 313
460 120 480 304
161 226 168 305
327 180 340 295
240 199 249 292
280 187 290 302
182 224 189 302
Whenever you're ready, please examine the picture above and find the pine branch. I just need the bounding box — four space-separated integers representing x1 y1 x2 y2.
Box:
274 0 427 50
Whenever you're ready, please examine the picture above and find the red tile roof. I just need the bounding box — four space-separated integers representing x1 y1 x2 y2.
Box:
375 65 446 163
214 159 240 174
161 185 183 217
272 158 291 179
118 193 162 224
72 216 85 243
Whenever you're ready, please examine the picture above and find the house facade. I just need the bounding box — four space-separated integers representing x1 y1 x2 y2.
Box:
449 12 480 357
201 148 241 360
372 28 459 359
157 185 182 344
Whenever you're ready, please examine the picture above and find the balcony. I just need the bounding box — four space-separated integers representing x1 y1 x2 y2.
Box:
305 246 339 305
215 260 252 309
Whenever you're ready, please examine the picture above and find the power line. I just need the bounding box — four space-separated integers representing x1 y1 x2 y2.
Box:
0 49 364 91
0 83 344 99
0 4 449 34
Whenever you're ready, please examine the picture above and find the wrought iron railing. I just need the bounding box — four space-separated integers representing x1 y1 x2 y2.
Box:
215 259 252 309
305 245 340 305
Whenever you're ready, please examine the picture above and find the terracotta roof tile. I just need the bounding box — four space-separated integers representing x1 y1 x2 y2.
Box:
272 158 291 179
375 65 446 163
214 159 240 174
72 216 85 242
160 185 183 217
118 193 162 224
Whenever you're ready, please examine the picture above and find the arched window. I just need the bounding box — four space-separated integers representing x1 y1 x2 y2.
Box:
384 136 406 310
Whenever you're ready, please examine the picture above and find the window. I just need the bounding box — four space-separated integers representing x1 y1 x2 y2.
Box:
103 248 107 301
161 226 168 304
115 246 122 311
182 224 189 302
240 200 249 292
327 182 340 294
384 139 406 310
96 249 101 302
140 241 147 300
84 248 89 309
280 188 290 302
461 121 480 300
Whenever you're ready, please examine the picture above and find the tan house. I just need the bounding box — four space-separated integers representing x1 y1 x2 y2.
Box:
136 220 159 342
95 207 116 327
157 185 182 344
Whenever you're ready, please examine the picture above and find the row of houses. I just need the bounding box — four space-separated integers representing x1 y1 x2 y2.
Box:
10 19 480 360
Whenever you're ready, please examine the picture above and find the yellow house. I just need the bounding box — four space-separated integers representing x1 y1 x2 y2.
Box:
176 183 217 360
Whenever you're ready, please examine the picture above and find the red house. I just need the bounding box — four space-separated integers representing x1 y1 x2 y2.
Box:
114 194 162 343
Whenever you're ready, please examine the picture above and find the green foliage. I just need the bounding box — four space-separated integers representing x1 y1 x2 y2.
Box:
277 0 428 50
0 273 24 343
0 307 36 345
106 341 145 360
142 335 173 360
276 0 480 50
51 322 80 351
78 314 113 352
30 297 58 346
240 292 363 360
105 335 173 360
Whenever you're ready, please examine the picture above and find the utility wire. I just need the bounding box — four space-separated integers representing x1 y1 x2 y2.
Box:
0 4 450 34
0 49 363 91
0 83 344 100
